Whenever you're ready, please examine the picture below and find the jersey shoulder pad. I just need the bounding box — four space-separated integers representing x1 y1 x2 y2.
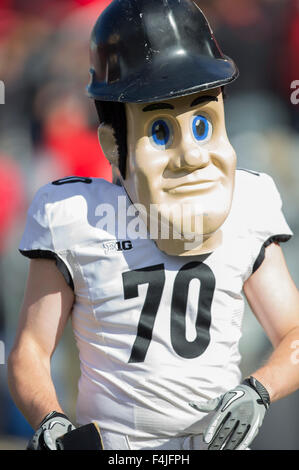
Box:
234 169 292 243
235 169 280 212
20 177 118 254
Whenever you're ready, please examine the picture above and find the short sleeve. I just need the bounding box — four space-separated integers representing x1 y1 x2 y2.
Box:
250 173 293 274
19 186 54 254
19 185 74 289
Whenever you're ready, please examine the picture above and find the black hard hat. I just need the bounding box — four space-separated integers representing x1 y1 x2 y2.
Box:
87 0 238 103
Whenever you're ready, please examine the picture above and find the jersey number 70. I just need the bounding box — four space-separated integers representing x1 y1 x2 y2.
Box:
122 262 216 363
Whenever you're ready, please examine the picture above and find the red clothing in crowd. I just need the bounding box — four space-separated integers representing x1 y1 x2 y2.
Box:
46 128 112 182
0 156 24 252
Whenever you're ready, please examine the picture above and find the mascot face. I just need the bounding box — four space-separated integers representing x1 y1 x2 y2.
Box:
122 87 237 256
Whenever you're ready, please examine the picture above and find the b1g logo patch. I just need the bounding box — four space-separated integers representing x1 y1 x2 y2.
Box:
103 240 133 254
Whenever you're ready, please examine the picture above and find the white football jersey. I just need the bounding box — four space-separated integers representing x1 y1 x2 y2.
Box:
19 170 292 439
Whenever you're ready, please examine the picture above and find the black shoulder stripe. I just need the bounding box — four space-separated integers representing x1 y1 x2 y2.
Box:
52 176 92 186
252 234 292 274
19 249 74 291
237 168 260 177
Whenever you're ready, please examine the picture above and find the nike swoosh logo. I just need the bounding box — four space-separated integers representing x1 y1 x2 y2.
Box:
221 390 245 412
48 420 67 430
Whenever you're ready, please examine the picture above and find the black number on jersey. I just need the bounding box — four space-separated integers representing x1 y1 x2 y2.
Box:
122 262 215 363
170 262 215 359
123 264 165 363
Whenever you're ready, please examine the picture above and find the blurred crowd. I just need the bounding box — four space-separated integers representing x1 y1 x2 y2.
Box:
0 0 298 449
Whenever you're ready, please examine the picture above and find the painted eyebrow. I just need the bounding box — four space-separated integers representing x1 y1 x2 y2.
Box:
142 95 218 112
142 103 174 112
190 95 218 107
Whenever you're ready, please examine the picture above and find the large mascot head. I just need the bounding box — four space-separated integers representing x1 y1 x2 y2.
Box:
88 0 239 256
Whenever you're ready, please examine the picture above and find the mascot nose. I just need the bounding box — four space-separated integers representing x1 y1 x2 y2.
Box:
181 145 210 170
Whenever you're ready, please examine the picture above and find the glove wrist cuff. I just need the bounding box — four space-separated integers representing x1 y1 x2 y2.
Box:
242 376 271 409
39 411 70 428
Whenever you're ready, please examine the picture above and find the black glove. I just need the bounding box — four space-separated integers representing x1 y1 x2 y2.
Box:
27 411 76 450
190 376 270 450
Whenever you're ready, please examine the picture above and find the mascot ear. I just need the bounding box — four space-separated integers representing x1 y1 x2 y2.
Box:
98 124 119 168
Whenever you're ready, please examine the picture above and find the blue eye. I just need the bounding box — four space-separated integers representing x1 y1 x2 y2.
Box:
150 119 172 148
191 115 212 142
